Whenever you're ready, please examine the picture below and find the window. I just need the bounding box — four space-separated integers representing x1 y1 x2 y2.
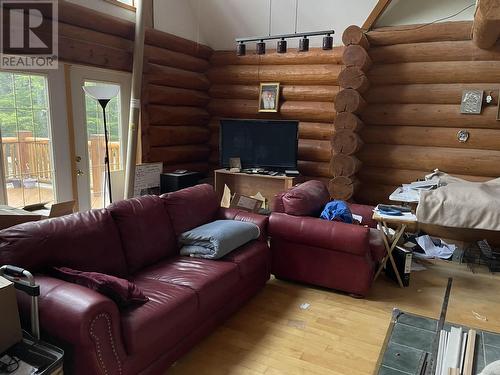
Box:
0 72 56 207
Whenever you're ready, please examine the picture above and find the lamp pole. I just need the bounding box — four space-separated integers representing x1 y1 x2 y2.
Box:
83 85 119 207
99 99 113 205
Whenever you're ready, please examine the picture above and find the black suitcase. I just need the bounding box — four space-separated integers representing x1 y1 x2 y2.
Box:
0 265 64 375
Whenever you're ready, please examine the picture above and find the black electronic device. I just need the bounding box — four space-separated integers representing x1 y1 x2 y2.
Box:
285 169 300 177
220 119 298 171
160 171 203 194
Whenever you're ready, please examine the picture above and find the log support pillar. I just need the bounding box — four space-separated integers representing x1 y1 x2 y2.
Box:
330 25 370 201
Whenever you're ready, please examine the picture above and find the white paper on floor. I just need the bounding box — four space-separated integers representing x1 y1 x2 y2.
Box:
299 303 310 310
415 235 456 259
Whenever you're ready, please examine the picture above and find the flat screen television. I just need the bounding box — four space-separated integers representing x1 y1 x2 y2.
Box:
220 119 298 171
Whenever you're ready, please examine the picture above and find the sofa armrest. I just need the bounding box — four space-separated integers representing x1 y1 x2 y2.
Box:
269 212 371 257
17 275 126 372
348 203 377 228
219 208 269 241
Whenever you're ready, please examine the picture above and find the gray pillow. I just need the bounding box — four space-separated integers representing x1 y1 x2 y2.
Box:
179 220 260 259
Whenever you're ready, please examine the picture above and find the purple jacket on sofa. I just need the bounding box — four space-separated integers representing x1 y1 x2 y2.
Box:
0 184 270 375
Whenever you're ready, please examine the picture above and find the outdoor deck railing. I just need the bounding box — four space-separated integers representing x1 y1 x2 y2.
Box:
2 131 120 188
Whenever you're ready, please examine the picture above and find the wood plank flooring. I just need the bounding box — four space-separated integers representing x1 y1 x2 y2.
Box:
169 261 500 374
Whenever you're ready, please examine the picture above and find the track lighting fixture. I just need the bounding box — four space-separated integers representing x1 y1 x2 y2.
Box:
235 30 334 56
322 33 333 50
236 42 246 56
256 40 266 55
277 38 287 54
298 36 309 52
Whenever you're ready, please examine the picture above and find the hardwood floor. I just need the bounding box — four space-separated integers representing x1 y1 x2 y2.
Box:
169 261 500 374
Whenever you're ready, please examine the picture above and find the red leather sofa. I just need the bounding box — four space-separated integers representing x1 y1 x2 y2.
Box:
0 184 270 375
268 180 385 297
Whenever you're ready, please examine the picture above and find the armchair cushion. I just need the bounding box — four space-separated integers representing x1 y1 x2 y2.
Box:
51 267 148 309
269 212 371 257
280 180 330 217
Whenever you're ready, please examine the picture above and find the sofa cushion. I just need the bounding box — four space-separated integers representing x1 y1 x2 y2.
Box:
281 180 330 217
135 256 239 315
221 240 270 278
121 278 198 356
108 196 177 273
0 209 128 276
51 267 148 308
161 184 219 236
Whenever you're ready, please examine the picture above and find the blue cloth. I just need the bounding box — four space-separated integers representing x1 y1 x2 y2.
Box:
179 220 260 259
320 200 353 223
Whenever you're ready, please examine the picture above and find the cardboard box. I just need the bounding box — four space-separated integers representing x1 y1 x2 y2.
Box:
0 275 22 354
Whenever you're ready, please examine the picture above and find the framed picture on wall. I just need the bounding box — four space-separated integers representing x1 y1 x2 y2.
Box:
258 82 280 113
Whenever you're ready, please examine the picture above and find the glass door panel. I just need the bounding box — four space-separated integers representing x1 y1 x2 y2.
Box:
0 71 55 208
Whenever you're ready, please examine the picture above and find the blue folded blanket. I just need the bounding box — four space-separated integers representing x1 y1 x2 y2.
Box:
179 220 260 259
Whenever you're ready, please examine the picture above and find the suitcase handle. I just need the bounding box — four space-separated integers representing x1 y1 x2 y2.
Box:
0 265 40 297
3 265 26 277
0 265 40 340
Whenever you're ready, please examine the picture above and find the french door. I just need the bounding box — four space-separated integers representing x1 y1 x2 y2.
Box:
70 66 131 211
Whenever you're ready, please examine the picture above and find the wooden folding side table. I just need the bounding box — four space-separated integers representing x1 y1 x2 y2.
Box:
372 211 417 288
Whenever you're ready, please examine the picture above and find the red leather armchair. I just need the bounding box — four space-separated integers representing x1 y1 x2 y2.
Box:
269 180 384 297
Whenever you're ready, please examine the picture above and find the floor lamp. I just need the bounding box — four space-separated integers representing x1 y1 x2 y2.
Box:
82 85 120 206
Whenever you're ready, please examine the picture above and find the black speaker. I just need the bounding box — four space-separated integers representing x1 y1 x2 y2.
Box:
160 171 203 194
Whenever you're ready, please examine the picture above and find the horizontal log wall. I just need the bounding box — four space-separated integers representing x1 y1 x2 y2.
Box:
355 21 500 205
207 48 345 191
39 2 214 172
142 49 212 172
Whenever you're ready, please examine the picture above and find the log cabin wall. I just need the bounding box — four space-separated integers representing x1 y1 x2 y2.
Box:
206 48 344 194
140 31 213 172
352 21 500 205
47 2 214 172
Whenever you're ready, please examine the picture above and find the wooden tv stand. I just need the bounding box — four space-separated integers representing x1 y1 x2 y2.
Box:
214 169 301 208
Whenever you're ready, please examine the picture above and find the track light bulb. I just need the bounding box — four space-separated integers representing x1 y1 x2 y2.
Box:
322 34 333 50
256 40 266 55
236 42 246 56
298 36 309 52
277 38 287 54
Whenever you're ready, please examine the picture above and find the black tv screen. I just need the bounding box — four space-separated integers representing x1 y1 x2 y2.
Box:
220 119 298 170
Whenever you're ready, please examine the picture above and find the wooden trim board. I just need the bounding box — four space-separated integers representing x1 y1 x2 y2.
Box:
362 0 393 31
63 64 79 211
